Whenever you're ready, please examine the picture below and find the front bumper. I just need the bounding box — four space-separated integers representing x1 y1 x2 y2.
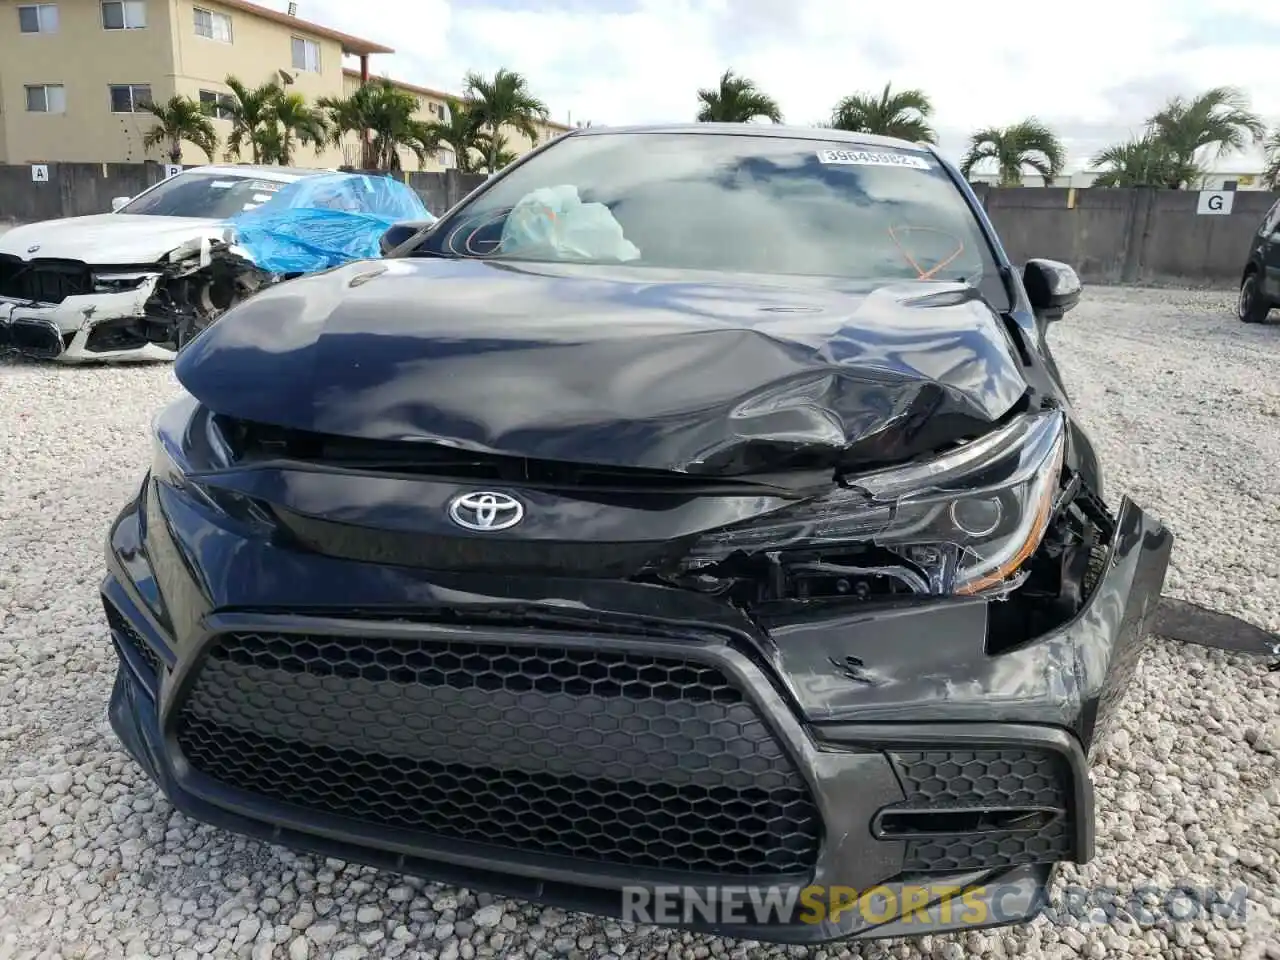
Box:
0 282 176 363
101 477 1172 943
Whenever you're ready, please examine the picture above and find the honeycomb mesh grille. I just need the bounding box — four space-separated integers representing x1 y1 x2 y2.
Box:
104 601 163 681
176 631 822 877
887 749 1075 872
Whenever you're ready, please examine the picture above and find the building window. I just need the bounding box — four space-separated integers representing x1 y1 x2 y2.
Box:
25 83 66 113
193 6 231 41
109 83 152 113
101 0 146 29
199 89 235 120
18 4 59 33
291 36 320 72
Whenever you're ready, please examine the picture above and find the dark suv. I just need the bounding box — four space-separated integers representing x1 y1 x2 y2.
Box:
1239 197 1280 323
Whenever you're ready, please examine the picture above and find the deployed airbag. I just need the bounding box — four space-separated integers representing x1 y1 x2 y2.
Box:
500 185 640 262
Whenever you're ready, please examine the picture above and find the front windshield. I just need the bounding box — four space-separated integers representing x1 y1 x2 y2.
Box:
118 173 288 218
425 132 1004 302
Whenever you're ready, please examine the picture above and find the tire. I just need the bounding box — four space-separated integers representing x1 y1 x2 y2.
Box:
1238 272 1272 323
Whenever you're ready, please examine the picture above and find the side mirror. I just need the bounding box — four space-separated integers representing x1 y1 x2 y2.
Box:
379 219 436 256
111 196 131 212
1023 258 1081 319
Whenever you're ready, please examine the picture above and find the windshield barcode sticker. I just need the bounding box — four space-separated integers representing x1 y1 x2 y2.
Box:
817 149 931 169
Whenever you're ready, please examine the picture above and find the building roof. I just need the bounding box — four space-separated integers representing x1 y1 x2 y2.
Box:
342 69 573 132
214 0 394 55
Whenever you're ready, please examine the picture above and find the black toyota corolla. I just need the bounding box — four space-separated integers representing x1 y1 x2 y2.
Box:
102 125 1172 942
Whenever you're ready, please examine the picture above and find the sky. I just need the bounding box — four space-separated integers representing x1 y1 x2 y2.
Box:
296 0 1280 173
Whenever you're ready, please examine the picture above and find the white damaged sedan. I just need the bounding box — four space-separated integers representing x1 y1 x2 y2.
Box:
0 164 321 363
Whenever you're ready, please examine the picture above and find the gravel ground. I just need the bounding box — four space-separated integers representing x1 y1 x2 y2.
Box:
1 286 1278 960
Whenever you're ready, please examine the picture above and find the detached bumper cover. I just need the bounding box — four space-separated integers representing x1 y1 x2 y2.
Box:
102 479 1171 943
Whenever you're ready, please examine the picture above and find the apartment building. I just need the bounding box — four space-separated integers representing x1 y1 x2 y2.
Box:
0 0 394 165
339 69 573 172
0 0 570 170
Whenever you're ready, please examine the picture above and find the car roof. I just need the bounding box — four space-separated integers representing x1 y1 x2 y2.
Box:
182 164 329 182
566 123 932 153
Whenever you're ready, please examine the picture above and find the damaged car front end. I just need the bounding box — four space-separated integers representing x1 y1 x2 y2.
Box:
0 168 430 361
101 126 1173 943
0 166 303 362
136 172 434 352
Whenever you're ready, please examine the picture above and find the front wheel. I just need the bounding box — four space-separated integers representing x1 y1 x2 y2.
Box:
1238 272 1271 323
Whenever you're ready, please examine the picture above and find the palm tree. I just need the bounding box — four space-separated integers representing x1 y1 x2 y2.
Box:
269 92 328 165
830 83 936 143
1265 129 1280 191
483 132 519 172
463 68 549 173
695 69 782 124
319 79 436 171
318 86 377 170
1089 135 1187 188
140 95 218 163
222 76 283 164
960 119 1066 186
1146 87 1265 189
423 97 488 174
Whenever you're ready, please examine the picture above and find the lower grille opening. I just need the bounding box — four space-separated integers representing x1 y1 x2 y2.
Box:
883 749 1076 873
176 630 823 878
879 807 1058 837
85 318 151 353
8 319 62 358
104 600 165 682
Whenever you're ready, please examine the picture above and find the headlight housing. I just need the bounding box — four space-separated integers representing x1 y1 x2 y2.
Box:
683 410 1067 598
150 395 274 533
90 270 158 294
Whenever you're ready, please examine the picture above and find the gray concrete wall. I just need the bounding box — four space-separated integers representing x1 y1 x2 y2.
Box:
0 162 486 225
980 186 1277 286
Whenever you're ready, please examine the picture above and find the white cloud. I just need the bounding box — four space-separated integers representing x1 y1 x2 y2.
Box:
296 0 1280 171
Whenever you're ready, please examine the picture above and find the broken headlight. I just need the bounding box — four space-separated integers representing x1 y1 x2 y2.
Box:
91 270 157 293
683 410 1067 597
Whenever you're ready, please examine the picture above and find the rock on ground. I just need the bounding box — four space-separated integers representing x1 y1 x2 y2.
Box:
0 287 1277 959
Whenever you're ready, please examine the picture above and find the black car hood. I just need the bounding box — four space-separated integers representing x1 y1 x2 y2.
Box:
175 258 1030 476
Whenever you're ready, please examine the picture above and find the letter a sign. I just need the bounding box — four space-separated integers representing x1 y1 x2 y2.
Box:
1196 190 1235 215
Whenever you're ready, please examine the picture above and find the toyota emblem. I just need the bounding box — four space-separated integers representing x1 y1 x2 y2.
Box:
448 491 524 531
26 244 40 254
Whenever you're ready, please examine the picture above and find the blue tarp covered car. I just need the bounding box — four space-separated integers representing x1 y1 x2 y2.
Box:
141 172 435 349
227 172 434 274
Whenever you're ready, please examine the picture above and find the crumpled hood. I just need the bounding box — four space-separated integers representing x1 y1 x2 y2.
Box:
176 257 1031 475
0 214 227 264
